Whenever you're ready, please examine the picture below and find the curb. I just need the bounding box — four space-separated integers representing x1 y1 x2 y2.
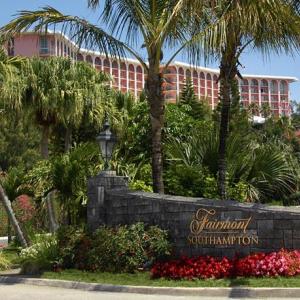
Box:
1 276 300 298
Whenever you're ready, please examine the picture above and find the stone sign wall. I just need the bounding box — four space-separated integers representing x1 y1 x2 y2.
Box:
87 173 300 258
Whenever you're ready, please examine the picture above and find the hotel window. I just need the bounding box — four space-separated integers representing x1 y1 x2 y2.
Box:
206 74 212 86
86 55 93 64
39 36 49 54
260 80 268 94
281 95 288 102
251 94 259 102
95 57 102 67
262 95 269 102
280 81 288 94
250 79 258 93
271 95 278 102
270 80 278 94
77 53 84 61
241 79 249 93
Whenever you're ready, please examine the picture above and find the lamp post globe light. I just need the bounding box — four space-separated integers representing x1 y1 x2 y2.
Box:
96 118 117 171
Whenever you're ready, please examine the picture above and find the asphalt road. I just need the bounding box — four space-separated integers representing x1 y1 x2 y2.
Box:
0 284 299 300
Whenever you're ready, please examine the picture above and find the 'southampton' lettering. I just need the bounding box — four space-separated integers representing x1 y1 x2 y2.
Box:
188 209 259 246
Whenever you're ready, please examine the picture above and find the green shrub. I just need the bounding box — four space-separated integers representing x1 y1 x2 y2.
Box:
87 223 171 273
19 234 58 274
0 252 11 271
56 225 90 269
283 192 300 206
165 165 205 197
129 180 153 192
56 223 171 273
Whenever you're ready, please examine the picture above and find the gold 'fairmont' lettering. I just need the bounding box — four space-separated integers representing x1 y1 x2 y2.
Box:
190 208 252 235
188 208 259 247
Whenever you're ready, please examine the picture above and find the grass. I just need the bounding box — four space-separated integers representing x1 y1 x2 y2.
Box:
42 269 300 288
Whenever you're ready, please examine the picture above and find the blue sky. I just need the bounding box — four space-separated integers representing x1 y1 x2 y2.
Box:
1 0 300 100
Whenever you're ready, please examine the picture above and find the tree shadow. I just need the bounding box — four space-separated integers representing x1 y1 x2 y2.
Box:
228 277 253 298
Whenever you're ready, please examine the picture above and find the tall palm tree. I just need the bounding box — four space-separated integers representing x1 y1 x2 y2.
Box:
0 44 28 247
1 1 226 193
2 57 108 231
18 57 108 158
208 0 300 199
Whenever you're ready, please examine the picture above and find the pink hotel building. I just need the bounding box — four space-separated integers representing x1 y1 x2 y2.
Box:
7 31 298 116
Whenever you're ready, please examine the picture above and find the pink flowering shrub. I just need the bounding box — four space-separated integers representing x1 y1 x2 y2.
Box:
151 249 300 279
12 195 36 223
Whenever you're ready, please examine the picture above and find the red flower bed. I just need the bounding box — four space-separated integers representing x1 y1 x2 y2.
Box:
151 249 300 279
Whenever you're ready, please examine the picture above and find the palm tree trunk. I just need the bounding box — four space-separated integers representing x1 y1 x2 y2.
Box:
40 124 58 232
41 124 50 159
46 190 59 233
64 127 72 152
0 185 28 248
146 61 165 194
7 219 11 243
218 52 238 200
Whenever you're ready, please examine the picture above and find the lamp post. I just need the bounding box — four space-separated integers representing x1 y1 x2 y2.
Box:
96 118 117 171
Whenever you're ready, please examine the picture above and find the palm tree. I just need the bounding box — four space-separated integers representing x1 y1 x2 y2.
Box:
0 45 28 247
14 57 108 157
207 0 300 199
1 1 226 193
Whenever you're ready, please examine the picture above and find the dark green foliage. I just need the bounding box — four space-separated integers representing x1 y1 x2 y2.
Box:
165 122 299 202
284 192 300 206
179 79 212 120
0 112 40 171
56 226 88 269
164 165 207 197
56 223 171 273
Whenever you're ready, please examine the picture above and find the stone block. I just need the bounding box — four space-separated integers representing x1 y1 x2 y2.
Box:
257 229 282 239
273 212 300 220
259 238 284 250
254 212 273 220
111 198 128 208
292 220 300 230
164 203 182 213
221 211 243 220
284 230 293 248
234 247 250 257
274 220 292 230
293 229 300 239
257 220 273 231
152 201 161 213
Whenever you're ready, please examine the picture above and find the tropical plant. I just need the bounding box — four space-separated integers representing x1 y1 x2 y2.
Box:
1 1 229 193
24 143 101 226
0 111 40 171
19 234 58 274
205 0 300 199
178 79 212 120
166 126 299 203
14 58 108 158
